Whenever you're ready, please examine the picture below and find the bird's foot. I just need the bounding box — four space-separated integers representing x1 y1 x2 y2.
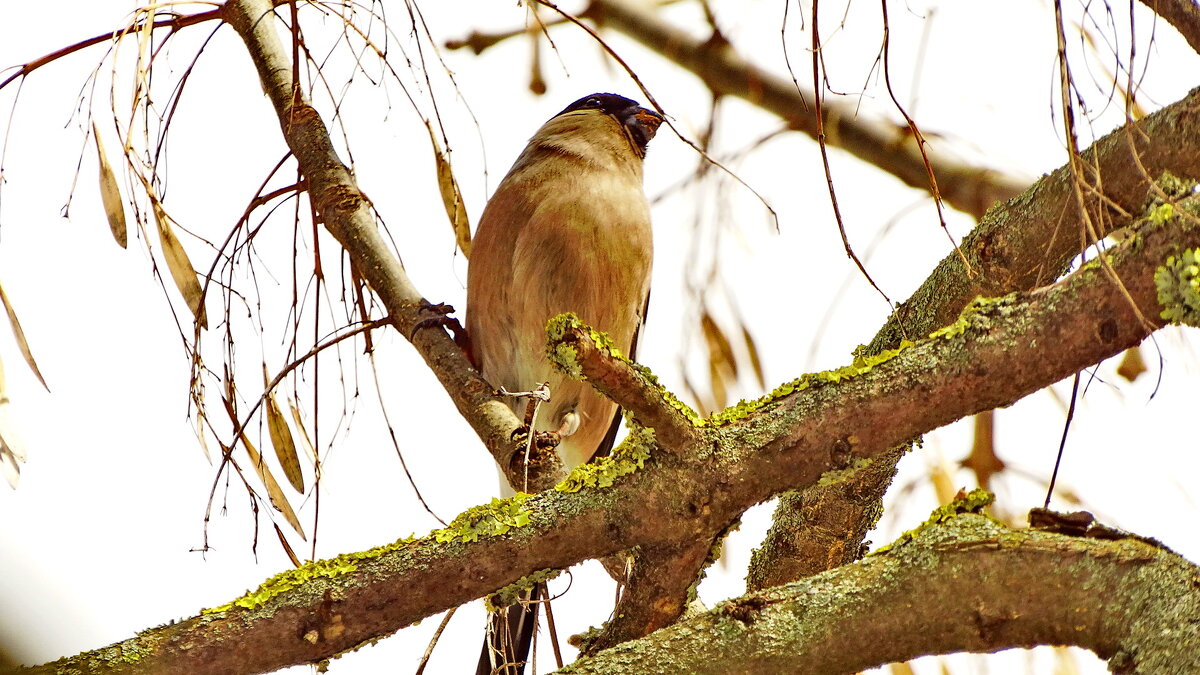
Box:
408 301 471 356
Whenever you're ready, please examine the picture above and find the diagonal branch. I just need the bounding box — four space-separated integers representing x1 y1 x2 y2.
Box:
866 87 1200 354
581 0 1030 218
1138 0 1200 55
563 511 1200 674
24 182 1200 674
221 0 534 479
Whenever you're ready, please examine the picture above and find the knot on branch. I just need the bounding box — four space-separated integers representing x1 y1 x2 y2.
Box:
312 183 367 220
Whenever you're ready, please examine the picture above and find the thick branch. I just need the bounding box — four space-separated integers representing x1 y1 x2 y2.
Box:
582 540 714 654
561 513 1200 674
1138 0 1200 55
582 0 1029 218
866 86 1200 354
757 88 1200 595
25 189 1199 674
745 448 900 590
221 0 523 468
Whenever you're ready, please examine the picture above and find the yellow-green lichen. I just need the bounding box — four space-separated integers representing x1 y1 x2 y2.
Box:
204 534 419 614
98 641 151 664
928 294 1019 341
630 361 705 427
556 422 654 492
546 313 706 428
705 339 915 427
873 488 995 555
204 554 362 614
433 492 534 543
484 568 563 611
1155 248 1200 327
545 313 628 380
1148 202 1175 224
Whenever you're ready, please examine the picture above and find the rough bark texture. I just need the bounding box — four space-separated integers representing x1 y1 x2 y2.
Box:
867 86 1200 355
16 3 1200 674
745 448 900 590
220 0 558 489
562 513 1200 674
752 85 1200 590
26 183 1200 674
1138 0 1200 54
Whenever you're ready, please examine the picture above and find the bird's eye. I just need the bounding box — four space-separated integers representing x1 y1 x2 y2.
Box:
585 97 603 108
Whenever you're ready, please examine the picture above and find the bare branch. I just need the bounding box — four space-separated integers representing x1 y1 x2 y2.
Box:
222 0 524 470
1138 0 1200 55
866 86 1200 354
581 0 1030 218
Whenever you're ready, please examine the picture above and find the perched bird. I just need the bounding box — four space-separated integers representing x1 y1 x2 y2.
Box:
466 92 662 675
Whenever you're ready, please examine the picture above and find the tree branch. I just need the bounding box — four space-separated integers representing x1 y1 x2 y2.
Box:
745 447 900 590
580 0 1030 218
548 313 701 450
221 0 530 479
1138 0 1200 55
24 182 1200 674
753 85 1200 596
866 87 1200 354
563 511 1200 674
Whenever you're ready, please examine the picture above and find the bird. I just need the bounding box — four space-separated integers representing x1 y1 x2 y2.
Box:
466 92 662 675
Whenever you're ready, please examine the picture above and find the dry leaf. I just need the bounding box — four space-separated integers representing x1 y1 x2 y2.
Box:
426 124 471 257
150 199 208 329
242 426 306 540
288 398 319 467
92 122 128 248
0 281 49 391
740 323 766 390
263 363 303 493
273 522 303 568
222 393 305 539
701 312 737 411
0 354 27 489
195 409 212 464
0 450 19 489
1116 346 1146 382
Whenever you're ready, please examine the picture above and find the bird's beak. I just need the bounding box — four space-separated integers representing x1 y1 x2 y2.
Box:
632 108 664 140
621 106 664 152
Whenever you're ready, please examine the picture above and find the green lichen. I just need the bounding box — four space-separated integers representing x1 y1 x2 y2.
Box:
873 488 995 555
98 641 151 664
484 568 563 611
630 361 705 427
546 312 705 427
556 422 655 492
545 313 627 380
433 492 534 543
928 294 1019 340
204 552 366 614
202 497 534 615
1148 202 1175 224
1155 248 1200 327
1142 171 1196 215
705 339 915 427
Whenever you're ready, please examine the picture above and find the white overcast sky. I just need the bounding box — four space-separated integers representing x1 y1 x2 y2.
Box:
1 2 1198 674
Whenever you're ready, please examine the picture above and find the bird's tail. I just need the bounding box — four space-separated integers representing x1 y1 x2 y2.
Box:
476 583 542 675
